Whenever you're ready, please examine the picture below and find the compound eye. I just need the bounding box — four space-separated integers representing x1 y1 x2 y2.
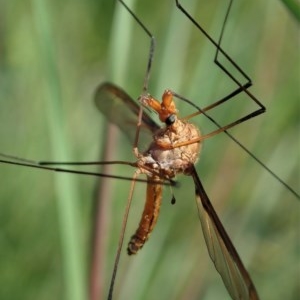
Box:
165 114 176 126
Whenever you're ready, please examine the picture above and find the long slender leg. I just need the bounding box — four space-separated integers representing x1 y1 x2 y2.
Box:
118 0 156 155
171 1 299 198
107 170 139 300
175 0 263 115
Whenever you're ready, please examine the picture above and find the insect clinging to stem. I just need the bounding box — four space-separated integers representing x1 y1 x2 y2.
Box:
2 2 293 296
90 1 299 299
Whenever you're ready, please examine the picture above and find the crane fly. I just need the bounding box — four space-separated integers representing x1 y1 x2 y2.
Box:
0 0 299 300
94 81 259 300
90 1 298 299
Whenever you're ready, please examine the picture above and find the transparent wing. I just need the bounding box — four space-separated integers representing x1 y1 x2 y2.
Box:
94 82 160 148
191 165 259 300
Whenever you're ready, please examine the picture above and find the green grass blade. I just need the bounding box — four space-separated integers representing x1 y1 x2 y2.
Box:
31 1 86 300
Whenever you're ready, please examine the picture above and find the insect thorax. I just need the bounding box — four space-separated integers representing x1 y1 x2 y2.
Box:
138 119 201 179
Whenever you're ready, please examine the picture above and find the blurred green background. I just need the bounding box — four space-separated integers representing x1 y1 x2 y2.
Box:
0 0 299 300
